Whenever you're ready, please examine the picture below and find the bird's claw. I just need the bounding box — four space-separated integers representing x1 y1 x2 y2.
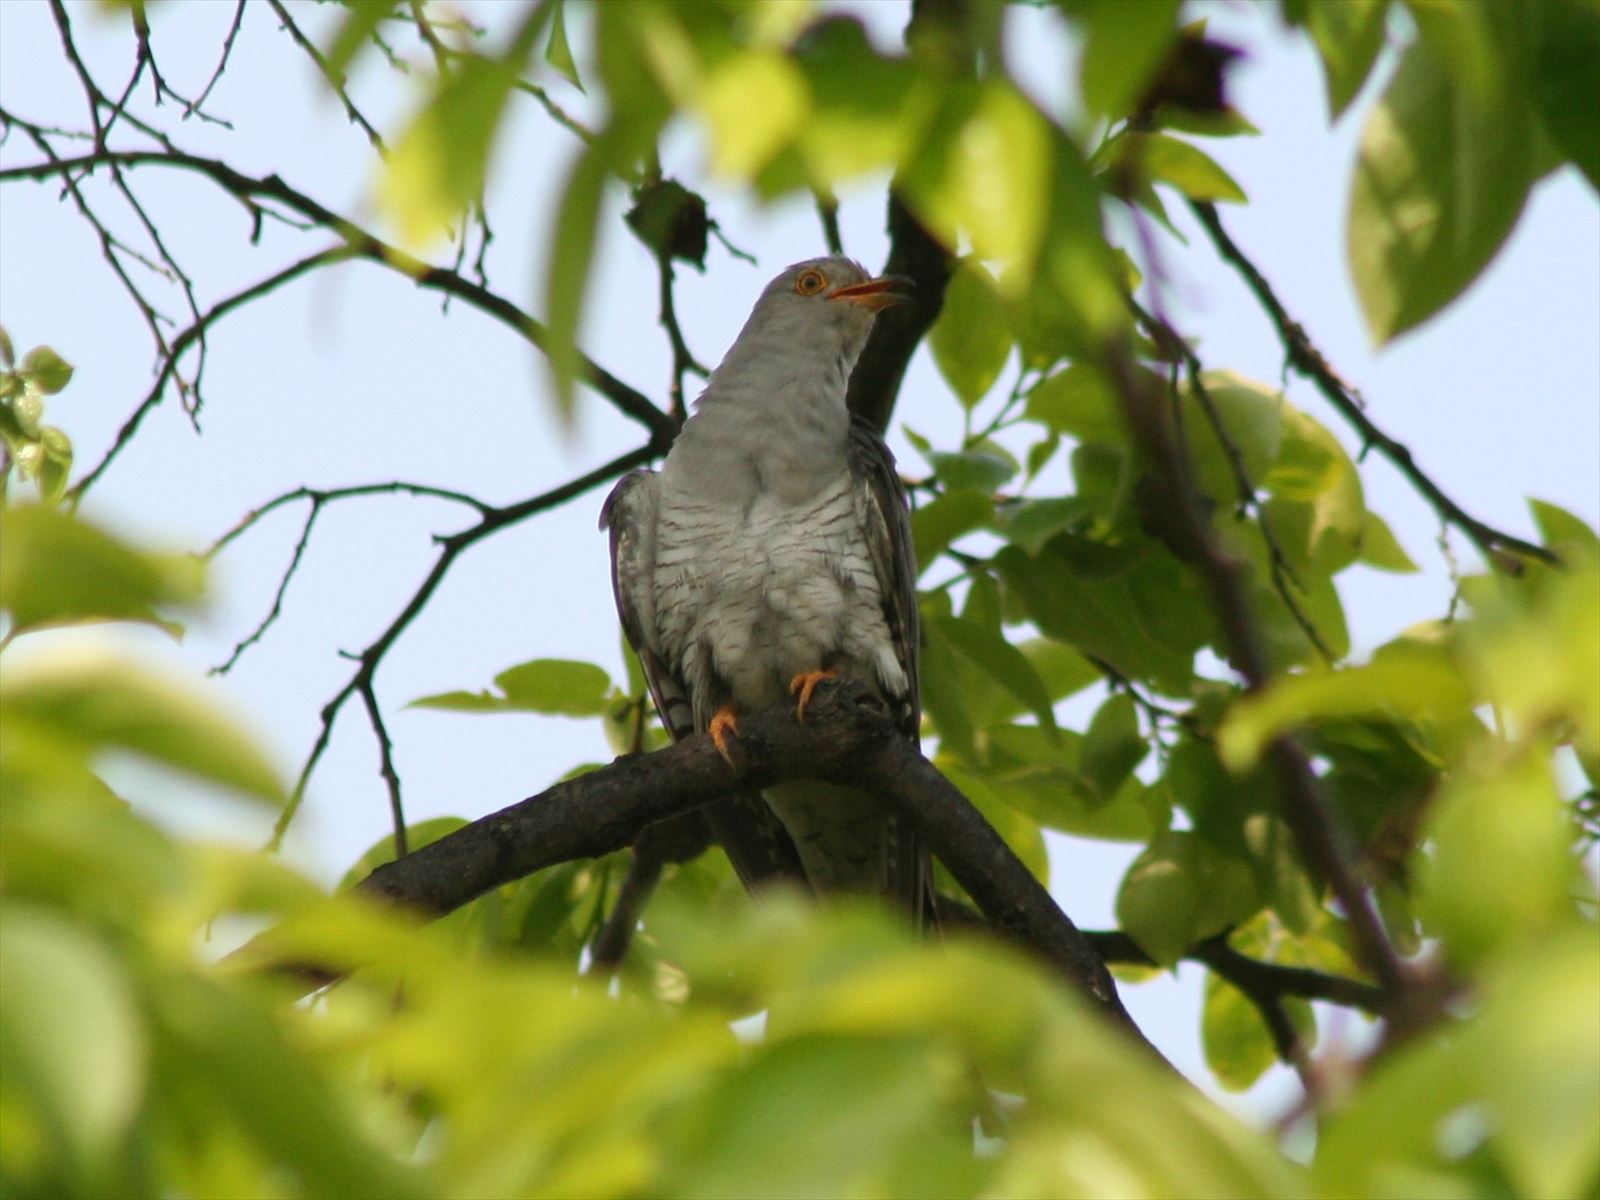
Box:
788 669 838 724
709 705 741 767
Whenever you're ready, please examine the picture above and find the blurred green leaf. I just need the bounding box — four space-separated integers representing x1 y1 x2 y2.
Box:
1348 23 1537 340
1527 0 1600 190
1300 0 1391 118
0 505 201 636
1081 692 1146 802
1112 132 1248 203
1070 0 1182 120
544 140 609 418
411 657 613 717
1 649 287 805
1117 830 1258 966
0 905 145 1166
926 443 1017 493
910 489 993 570
928 258 1013 408
19 345 74 395
381 10 544 245
1420 750 1575 965
932 614 1057 732
1024 363 1127 445
1219 642 1471 769
1356 510 1419 573
544 0 584 92
1201 974 1276 1092
339 816 469 890
700 49 809 179
1529 497 1600 558
322 0 401 82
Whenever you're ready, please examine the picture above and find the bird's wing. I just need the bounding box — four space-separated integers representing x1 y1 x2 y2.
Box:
601 469 805 890
846 417 932 921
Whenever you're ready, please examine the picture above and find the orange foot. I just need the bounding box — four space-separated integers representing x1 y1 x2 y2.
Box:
709 705 741 767
788 669 838 724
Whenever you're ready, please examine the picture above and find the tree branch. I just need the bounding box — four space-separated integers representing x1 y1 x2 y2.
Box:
1187 200 1556 569
1105 343 1413 1002
342 678 1159 1057
269 445 657 847
0 148 679 493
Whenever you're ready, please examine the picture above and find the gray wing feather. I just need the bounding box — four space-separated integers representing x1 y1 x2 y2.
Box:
846 418 931 922
602 470 805 888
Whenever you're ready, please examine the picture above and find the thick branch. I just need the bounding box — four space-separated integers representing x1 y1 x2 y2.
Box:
845 195 953 434
353 679 1154 1052
1188 200 1556 568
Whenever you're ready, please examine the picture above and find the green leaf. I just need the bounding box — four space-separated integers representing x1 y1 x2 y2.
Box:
544 140 609 418
323 0 401 82
1072 0 1183 120
19 345 74 395
0 906 145 1163
1113 132 1248 203
910 490 993 569
928 259 1013 408
1529 498 1600 558
1421 749 1576 966
1356 510 1419 573
1303 0 1391 118
1024 364 1126 445
0 505 202 636
1116 830 1258 966
1081 692 1147 802
1348 31 1537 341
1201 974 1277 1092
932 614 1057 732
926 445 1017 494
544 0 584 92
381 12 544 245
0 650 287 805
35 427 72 504
1527 0 1600 190
338 816 469 890
1219 642 1471 769
1183 371 1285 505
699 49 809 179
411 658 613 717
905 81 1052 278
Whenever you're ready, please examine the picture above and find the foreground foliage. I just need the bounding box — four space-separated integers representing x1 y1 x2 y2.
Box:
1 1 1597 1197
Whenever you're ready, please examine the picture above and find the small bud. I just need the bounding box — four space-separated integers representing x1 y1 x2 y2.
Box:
21 346 74 395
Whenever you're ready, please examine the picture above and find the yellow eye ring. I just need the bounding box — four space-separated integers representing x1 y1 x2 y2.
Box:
794 270 828 296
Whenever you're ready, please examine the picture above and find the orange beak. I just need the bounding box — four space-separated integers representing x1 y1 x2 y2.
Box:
829 275 913 313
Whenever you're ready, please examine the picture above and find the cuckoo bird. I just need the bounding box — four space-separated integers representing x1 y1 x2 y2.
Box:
601 256 928 915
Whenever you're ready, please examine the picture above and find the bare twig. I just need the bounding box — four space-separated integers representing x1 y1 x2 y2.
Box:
655 254 708 422
356 677 408 858
1 149 679 490
187 0 250 120
270 445 658 847
265 0 386 151
1188 200 1556 569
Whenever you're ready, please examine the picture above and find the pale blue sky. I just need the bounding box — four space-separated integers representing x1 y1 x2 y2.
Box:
2 0 1595 1113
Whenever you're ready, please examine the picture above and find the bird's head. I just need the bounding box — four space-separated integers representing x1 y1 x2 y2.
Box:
730 256 912 373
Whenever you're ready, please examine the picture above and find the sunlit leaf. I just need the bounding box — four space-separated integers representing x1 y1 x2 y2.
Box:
1201 974 1276 1092
1081 692 1146 803
544 0 584 92
1356 510 1419 573
19 346 74 395
1110 132 1248 203
544 140 609 418
928 258 1013 408
1300 0 1391 118
0 505 201 636
910 489 993 570
0 649 287 805
932 614 1057 732
1116 830 1258 966
0 906 145 1163
1348 27 1537 340
699 50 809 179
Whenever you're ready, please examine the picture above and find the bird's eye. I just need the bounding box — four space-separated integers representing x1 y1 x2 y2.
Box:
794 270 828 296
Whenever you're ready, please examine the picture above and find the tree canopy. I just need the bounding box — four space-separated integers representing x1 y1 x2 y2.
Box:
1 1 1597 1197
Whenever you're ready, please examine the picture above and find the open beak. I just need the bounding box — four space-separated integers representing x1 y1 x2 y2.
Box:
829 274 913 313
